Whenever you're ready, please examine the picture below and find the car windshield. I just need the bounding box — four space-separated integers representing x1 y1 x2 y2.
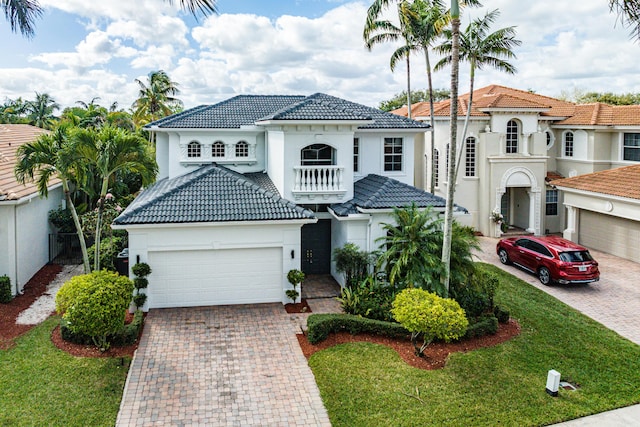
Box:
559 251 593 262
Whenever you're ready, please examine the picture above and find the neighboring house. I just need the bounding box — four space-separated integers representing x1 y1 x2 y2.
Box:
394 85 640 247
113 93 469 309
0 124 63 295
551 165 640 263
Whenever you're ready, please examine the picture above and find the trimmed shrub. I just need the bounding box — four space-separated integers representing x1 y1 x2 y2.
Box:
336 276 397 322
131 262 152 309
133 277 148 290
392 288 468 357
62 309 145 346
306 313 409 344
131 262 152 278
464 315 499 339
132 293 147 308
494 305 510 324
0 275 12 303
55 270 134 351
450 269 499 319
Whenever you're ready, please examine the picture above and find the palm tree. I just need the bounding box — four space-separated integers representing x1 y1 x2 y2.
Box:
610 0 640 40
364 1 416 118
14 126 91 273
132 70 183 127
376 204 445 293
435 9 521 181
26 92 59 129
71 126 158 270
3 0 217 37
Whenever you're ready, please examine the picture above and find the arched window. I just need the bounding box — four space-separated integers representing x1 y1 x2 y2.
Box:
465 137 476 177
212 141 225 158
506 120 519 154
433 149 440 187
564 132 574 157
235 141 248 157
187 141 201 158
301 144 335 165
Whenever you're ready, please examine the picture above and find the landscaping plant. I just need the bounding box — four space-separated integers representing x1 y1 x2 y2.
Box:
55 270 134 351
0 275 12 303
391 288 468 357
333 243 373 287
132 261 151 310
286 269 305 303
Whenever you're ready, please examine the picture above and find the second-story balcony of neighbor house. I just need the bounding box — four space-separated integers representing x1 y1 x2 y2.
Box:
292 143 347 200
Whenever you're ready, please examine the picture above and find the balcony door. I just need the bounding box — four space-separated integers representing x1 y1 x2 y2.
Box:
301 144 335 165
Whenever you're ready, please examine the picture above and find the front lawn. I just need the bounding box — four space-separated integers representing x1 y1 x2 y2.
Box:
0 316 129 426
309 263 640 426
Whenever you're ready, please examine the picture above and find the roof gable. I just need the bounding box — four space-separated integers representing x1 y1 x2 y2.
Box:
113 165 315 225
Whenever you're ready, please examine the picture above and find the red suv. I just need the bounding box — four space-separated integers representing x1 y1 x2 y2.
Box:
496 236 599 285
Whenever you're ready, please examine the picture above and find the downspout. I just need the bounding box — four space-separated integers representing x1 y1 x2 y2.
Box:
13 205 19 295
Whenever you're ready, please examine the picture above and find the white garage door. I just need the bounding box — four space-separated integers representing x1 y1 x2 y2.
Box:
579 210 640 263
147 248 283 308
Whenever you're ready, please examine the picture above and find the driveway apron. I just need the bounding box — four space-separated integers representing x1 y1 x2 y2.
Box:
476 236 640 345
117 304 331 426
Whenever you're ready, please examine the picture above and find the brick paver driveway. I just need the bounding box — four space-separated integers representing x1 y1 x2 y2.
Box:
116 304 331 426
477 236 640 345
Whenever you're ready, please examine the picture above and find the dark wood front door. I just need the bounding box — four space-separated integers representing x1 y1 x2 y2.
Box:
301 219 331 275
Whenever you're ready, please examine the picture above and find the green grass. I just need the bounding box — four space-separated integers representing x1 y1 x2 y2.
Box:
309 264 640 427
0 316 130 426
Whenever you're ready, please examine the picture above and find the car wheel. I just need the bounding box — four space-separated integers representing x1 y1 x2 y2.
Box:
498 248 511 265
538 267 552 286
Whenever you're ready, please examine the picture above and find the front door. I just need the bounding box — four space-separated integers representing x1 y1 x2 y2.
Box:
301 219 331 274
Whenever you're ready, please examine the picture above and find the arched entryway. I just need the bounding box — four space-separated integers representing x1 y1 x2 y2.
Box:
496 167 541 235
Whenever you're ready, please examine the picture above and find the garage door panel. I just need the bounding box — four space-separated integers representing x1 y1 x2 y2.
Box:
148 248 283 308
579 211 640 263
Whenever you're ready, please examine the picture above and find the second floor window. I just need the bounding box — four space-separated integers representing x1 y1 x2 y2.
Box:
546 189 558 216
384 137 403 171
301 144 335 165
212 141 225 158
187 141 201 158
235 141 248 157
433 149 439 187
623 133 640 161
506 120 518 154
465 137 476 177
353 138 359 172
564 132 574 157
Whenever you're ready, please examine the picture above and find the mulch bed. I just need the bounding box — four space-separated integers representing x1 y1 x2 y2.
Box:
0 264 62 349
284 298 312 313
1 263 140 357
297 319 521 370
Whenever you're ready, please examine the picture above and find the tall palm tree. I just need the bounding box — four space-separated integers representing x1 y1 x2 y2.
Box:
132 70 183 127
14 126 91 273
364 1 416 118
610 0 640 40
435 9 521 180
26 92 59 129
71 126 158 270
3 0 217 37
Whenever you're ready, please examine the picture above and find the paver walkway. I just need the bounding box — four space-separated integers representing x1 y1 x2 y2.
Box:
116 304 332 426
476 236 640 345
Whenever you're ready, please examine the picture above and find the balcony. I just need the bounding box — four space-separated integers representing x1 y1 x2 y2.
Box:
292 165 346 200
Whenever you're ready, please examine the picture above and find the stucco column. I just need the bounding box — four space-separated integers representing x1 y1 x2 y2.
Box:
527 190 536 234
522 133 531 156
563 205 578 241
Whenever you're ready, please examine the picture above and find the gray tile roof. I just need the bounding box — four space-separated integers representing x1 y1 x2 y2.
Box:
147 93 429 130
331 174 467 216
113 165 314 225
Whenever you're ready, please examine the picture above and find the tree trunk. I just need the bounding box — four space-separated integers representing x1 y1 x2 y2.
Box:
406 52 412 119
424 50 437 194
441 8 461 298
63 181 91 273
454 62 476 182
93 178 110 271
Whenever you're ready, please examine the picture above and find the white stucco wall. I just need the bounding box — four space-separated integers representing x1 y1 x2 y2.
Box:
124 221 306 307
0 186 63 295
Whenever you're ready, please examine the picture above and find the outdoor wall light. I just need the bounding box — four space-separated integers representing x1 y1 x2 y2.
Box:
291 250 295 259
546 369 560 397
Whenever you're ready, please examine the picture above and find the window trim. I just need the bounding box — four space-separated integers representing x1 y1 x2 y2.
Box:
506 120 519 154
433 148 439 188
383 137 403 172
353 137 360 173
212 140 225 158
623 133 640 162
465 137 476 177
546 189 558 216
187 140 202 158
563 131 574 158
235 140 249 158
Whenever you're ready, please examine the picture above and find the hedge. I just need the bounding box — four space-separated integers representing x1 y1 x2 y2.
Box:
306 313 409 344
464 314 499 339
0 275 12 303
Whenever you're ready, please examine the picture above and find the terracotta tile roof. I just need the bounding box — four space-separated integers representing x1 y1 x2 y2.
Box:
0 124 60 201
546 171 564 182
556 103 640 126
394 84 577 119
550 164 640 200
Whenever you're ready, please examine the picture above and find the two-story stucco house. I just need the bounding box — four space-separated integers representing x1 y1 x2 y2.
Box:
396 84 640 262
113 93 471 309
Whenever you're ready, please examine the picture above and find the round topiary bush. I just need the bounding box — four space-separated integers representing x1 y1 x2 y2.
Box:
55 270 134 351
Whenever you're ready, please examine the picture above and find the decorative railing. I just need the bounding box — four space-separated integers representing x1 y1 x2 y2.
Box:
293 166 345 193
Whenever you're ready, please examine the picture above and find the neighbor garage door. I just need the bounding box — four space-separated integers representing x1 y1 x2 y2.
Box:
579 210 640 263
147 248 283 308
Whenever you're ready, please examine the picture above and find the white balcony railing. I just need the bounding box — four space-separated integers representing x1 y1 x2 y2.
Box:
293 165 345 194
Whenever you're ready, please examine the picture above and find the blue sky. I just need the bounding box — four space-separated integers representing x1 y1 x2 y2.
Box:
1 0 639 111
